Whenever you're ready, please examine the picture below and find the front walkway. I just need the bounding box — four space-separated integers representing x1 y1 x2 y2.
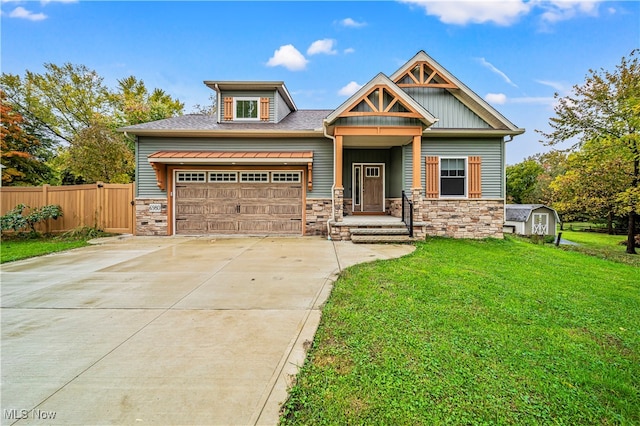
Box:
1 236 413 425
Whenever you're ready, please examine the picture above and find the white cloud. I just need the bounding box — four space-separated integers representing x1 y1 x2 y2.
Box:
400 0 531 25
477 57 518 87
307 39 338 56
8 6 47 20
344 47 355 54
338 81 363 96
535 79 567 92
340 17 367 28
266 45 309 71
400 0 603 26
538 0 601 23
485 93 507 104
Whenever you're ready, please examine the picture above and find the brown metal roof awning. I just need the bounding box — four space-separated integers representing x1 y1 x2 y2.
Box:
147 151 314 191
148 151 313 164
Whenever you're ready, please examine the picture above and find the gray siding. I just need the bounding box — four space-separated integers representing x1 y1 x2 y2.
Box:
275 91 292 123
137 137 333 198
405 88 491 129
403 138 504 198
220 90 275 123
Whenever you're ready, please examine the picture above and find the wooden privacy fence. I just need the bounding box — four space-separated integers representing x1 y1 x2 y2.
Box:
0 183 135 234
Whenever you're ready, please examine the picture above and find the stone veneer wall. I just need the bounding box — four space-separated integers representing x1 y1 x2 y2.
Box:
422 199 504 239
135 199 168 236
305 198 332 236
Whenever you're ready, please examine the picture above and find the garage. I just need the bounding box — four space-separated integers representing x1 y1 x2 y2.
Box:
174 170 303 235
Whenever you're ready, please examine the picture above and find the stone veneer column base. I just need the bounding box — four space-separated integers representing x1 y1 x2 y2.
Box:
305 199 332 236
135 199 168 236
422 199 504 239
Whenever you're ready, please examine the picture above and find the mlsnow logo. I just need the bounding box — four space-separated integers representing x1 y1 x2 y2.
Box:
4 409 57 420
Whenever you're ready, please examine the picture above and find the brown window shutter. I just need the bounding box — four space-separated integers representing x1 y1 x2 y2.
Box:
223 97 233 121
425 156 439 198
260 97 270 121
468 156 482 198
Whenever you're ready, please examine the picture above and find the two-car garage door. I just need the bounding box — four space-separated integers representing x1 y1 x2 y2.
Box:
174 170 303 235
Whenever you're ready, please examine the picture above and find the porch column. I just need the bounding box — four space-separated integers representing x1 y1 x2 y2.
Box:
335 135 344 189
333 134 344 222
412 134 422 189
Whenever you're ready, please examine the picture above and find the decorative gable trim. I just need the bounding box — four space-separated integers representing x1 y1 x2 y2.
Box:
390 51 524 134
394 61 457 89
325 73 437 129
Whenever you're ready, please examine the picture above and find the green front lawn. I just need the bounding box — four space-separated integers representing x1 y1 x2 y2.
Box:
0 237 89 263
282 237 639 425
559 228 639 266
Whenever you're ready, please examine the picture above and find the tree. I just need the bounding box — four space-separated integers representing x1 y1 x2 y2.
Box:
550 138 632 233
0 92 53 185
1 63 112 146
1 64 184 184
66 121 134 184
506 160 543 203
539 50 640 254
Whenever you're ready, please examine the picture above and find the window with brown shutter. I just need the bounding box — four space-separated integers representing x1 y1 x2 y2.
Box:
425 155 482 198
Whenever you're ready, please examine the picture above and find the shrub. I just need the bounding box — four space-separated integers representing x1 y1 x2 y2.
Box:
0 204 63 236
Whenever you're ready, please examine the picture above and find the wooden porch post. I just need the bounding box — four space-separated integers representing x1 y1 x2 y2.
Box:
335 134 344 189
412 134 422 189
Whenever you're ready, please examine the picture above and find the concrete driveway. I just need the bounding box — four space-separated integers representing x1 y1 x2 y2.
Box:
1 236 414 425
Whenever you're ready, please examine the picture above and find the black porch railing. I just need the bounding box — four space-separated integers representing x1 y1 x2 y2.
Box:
401 190 414 238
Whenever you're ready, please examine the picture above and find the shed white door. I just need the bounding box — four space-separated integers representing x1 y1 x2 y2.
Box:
174 171 303 235
532 213 549 235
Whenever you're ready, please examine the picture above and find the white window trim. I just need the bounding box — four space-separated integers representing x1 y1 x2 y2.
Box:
176 171 206 183
438 156 468 199
532 212 549 235
271 171 302 183
233 97 260 121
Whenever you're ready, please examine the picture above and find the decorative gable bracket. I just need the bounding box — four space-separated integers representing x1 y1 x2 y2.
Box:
342 84 423 119
394 61 457 89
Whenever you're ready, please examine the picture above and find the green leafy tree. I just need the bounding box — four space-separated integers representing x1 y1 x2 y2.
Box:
550 138 632 233
66 121 134 184
506 160 544 204
539 50 640 254
0 63 112 146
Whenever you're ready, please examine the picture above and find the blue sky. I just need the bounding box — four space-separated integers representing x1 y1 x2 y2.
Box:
1 0 638 164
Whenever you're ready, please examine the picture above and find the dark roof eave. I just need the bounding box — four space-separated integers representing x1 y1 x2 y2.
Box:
120 129 326 138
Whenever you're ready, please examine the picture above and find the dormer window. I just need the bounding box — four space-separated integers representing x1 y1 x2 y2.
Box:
234 97 259 120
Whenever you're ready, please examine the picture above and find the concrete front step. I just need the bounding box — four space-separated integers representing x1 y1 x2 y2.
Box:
350 227 410 236
351 234 416 244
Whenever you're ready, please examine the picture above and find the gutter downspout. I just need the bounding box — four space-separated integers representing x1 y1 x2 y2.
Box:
503 135 515 225
213 83 221 123
323 121 335 240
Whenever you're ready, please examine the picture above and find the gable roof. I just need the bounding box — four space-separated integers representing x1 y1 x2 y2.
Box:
390 51 524 135
505 204 559 222
324 73 438 133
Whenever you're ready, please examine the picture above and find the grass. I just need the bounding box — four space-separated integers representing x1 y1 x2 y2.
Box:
0 227 111 263
559 228 640 267
281 237 639 425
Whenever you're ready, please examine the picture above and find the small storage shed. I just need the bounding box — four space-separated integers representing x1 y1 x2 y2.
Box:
504 204 559 237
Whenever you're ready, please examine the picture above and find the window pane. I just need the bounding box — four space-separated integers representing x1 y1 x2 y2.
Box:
441 177 465 195
236 100 258 118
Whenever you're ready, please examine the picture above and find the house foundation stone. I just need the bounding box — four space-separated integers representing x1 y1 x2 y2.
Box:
422 199 504 239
